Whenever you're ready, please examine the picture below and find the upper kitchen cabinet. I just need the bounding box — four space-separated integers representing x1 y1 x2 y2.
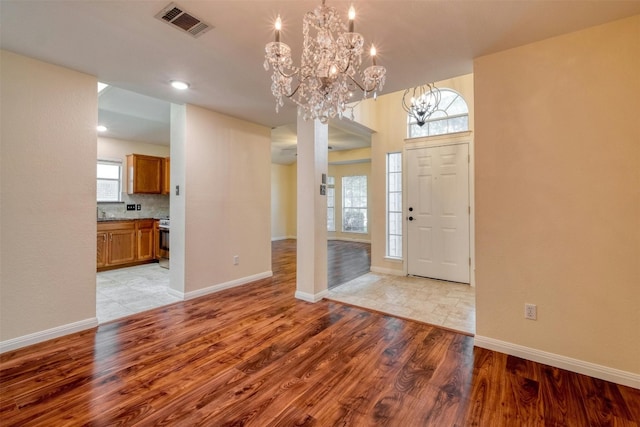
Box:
126 154 162 194
162 157 170 195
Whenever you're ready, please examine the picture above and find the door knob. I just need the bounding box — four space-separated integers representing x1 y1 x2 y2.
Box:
409 207 413 212
408 216 414 221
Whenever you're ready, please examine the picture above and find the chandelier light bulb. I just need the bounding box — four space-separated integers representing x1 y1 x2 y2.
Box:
370 45 377 65
275 15 282 42
348 6 355 32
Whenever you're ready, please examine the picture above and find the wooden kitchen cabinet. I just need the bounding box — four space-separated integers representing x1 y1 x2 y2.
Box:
97 231 108 268
127 154 163 194
97 220 152 271
136 219 155 261
162 157 170 195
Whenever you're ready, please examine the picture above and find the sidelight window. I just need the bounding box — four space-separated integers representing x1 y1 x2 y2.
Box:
327 176 335 231
386 152 402 258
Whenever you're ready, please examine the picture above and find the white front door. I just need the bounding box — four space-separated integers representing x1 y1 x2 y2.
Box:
407 144 470 283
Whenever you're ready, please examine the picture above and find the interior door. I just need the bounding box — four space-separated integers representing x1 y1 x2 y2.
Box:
407 144 470 283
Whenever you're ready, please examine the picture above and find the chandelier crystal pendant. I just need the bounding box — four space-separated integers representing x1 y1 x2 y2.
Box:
264 1 386 123
402 83 442 127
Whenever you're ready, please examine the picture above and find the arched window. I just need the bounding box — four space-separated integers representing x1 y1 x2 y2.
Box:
407 88 469 138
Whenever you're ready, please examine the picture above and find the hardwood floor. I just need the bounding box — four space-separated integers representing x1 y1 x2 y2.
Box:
327 239 371 288
1 240 639 426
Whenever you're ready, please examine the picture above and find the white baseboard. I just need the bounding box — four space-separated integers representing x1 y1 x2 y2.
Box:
271 236 290 241
295 289 329 303
328 237 371 244
370 266 404 276
474 335 640 389
167 288 184 299
183 271 273 300
0 317 99 354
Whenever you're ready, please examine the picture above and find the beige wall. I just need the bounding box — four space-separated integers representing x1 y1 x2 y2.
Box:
271 164 294 240
183 104 272 293
474 16 639 374
0 50 97 341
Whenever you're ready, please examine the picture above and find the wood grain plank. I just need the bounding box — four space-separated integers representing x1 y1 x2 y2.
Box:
2 240 639 426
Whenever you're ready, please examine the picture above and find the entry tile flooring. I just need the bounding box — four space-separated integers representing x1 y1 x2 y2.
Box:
326 272 476 335
96 263 180 323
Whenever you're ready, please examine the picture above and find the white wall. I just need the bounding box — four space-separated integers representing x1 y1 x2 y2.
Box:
0 50 97 344
474 15 639 381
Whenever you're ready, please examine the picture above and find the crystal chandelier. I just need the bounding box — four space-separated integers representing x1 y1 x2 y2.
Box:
402 83 441 127
264 1 386 123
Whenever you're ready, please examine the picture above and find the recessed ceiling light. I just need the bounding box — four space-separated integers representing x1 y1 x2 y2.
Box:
170 80 190 90
97 125 108 132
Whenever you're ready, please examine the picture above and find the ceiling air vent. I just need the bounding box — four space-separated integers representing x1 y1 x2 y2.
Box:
155 2 213 38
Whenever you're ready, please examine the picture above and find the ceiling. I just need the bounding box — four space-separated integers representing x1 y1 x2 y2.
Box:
3 1 639 162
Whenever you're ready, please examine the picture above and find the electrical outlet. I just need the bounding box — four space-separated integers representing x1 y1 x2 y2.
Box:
136 204 141 211
525 303 537 320
233 255 239 265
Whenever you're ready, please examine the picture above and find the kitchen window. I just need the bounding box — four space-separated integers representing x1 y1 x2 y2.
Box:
342 175 367 233
97 160 122 202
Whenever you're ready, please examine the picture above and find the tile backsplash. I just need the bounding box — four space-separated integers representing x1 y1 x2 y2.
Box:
97 193 169 219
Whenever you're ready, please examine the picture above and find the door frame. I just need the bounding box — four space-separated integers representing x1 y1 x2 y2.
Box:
403 131 475 286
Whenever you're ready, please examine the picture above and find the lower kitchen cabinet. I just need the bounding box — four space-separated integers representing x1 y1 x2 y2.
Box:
97 219 157 271
97 231 108 268
136 219 155 261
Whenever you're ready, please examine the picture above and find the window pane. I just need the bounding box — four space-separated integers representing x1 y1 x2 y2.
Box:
342 176 367 233
97 160 121 202
449 116 469 133
389 192 401 212
97 179 119 201
327 181 335 231
406 89 469 138
428 118 448 136
448 97 469 115
97 163 120 179
386 152 403 259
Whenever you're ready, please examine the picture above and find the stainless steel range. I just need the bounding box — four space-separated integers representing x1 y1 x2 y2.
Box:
158 218 170 269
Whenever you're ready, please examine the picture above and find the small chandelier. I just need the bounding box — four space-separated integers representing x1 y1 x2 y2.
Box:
402 83 441 127
264 1 386 123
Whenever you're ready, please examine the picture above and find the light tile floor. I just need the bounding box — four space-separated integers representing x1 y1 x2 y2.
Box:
327 272 476 335
96 264 180 323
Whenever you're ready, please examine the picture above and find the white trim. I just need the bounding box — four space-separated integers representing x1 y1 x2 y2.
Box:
182 271 273 301
370 266 404 276
167 288 184 299
295 289 329 303
270 236 297 241
474 335 640 389
327 236 371 244
0 317 99 354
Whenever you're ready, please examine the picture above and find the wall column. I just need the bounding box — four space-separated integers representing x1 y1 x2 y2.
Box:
295 114 328 302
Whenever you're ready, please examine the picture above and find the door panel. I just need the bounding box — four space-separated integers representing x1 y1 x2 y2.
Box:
407 144 470 283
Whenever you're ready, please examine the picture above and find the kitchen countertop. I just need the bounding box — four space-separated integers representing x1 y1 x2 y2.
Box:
97 217 159 222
